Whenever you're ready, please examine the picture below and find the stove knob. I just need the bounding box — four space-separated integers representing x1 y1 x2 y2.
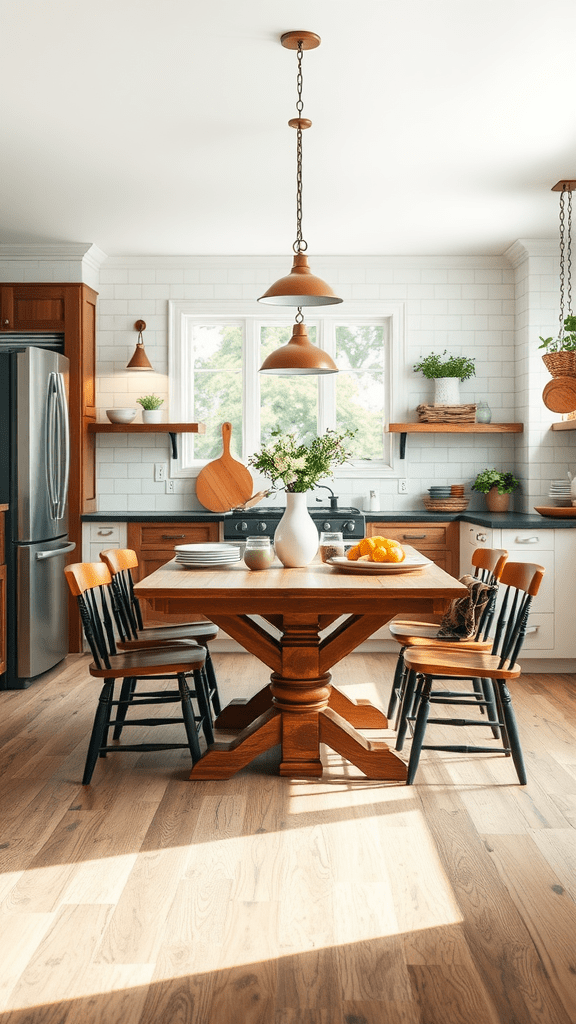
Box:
257 521 267 533
235 521 248 532
322 521 332 531
345 520 357 532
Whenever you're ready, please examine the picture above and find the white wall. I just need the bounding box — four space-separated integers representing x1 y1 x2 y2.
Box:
1 244 572 514
94 254 526 514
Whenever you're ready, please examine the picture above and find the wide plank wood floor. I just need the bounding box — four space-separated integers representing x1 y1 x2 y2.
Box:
0 652 575 1024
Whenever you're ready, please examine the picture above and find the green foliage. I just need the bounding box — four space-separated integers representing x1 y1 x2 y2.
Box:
136 394 163 410
189 322 386 463
413 350 476 381
249 429 356 493
472 468 520 494
538 314 576 353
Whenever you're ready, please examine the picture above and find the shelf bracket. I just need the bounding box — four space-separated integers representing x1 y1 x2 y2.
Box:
168 432 178 459
399 432 407 459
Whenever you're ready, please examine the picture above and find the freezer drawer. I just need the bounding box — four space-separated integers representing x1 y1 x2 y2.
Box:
17 537 75 681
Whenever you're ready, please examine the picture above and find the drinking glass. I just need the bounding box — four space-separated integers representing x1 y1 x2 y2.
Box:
319 531 345 562
244 536 274 570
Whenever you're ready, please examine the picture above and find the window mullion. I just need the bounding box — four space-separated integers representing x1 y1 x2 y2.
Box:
318 319 336 432
244 319 259 459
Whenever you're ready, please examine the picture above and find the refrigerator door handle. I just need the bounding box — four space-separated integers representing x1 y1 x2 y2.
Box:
55 371 70 520
46 373 59 519
36 541 76 561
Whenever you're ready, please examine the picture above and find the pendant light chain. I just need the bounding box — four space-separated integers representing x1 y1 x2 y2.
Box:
558 185 573 336
293 41 307 254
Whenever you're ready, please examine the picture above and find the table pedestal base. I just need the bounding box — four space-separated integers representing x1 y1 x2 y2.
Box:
189 667 407 782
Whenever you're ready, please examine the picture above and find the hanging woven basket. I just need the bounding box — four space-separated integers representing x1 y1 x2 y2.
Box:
542 351 576 378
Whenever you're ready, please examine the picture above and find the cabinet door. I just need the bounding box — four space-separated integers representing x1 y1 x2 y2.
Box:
0 285 67 331
367 521 459 576
127 522 221 626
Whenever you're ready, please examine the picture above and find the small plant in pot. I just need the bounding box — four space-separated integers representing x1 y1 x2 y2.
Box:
539 315 576 378
472 468 520 513
137 394 164 423
413 350 476 406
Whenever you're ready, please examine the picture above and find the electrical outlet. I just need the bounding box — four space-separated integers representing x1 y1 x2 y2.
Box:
398 478 408 494
166 479 175 494
154 462 167 482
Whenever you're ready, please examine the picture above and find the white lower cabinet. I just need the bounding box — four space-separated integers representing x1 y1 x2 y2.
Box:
459 521 576 660
82 522 128 564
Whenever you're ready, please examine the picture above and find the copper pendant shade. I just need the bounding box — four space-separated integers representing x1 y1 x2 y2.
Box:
258 253 341 307
258 31 342 375
126 320 153 370
259 321 337 375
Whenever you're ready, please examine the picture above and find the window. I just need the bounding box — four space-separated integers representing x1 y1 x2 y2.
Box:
169 300 403 478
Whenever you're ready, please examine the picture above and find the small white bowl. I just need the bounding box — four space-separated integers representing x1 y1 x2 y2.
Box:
106 408 137 424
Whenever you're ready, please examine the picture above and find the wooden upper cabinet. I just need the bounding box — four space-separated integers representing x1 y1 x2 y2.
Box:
0 285 67 331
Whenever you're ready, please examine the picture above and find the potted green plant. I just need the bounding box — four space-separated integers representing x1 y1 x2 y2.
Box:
539 315 576 377
472 468 520 513
137 394 164 424
413 350 476 405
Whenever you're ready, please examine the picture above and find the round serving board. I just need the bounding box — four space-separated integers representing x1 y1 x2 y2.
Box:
195 422 253 512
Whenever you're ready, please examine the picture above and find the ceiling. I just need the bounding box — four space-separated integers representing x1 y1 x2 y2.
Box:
2 0 576 258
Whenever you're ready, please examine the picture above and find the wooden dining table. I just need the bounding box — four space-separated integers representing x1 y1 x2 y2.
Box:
134 550 466 782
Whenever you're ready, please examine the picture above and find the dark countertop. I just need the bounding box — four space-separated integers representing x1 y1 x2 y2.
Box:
82 510 576 529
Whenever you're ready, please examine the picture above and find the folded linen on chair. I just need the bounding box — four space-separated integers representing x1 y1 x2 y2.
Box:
435 574 493 641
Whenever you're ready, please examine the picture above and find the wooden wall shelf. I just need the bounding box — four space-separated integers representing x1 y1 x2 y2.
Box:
89 422 205 459
551 420 576 431
388 422 524 459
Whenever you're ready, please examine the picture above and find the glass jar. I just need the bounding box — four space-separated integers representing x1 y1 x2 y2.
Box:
319 531 345 563
476 401 492 424
243 536 274 571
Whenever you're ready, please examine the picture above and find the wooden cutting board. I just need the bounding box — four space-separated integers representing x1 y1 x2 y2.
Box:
195 422 253 512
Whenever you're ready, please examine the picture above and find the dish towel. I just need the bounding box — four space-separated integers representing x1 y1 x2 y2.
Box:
436 574 494 641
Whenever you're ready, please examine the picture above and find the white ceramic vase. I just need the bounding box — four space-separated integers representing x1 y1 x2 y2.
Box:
274 492 319 567
433 377 460 405
141 409 164 423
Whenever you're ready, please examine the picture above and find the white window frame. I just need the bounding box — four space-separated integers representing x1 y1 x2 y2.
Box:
168 299 405 479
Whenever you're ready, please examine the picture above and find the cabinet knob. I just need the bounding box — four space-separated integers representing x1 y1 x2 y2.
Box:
3 319 9 326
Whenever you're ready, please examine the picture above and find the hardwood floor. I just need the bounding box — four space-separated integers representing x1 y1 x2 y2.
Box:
0 653 575 1023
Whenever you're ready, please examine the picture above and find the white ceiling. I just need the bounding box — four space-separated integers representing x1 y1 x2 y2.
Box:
2 0 576 258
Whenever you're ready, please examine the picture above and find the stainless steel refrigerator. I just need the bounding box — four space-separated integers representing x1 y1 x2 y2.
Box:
0 345 76 689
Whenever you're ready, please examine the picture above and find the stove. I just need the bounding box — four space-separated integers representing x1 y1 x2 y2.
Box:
223 505 366 541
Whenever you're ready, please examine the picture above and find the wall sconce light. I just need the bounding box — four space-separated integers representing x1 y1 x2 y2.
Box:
126 320 153 371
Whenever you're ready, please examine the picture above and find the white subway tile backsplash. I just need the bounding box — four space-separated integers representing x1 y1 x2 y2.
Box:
90 250 570 512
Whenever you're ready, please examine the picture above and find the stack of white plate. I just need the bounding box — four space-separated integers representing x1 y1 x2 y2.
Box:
548 480 572 507
174 543 241 568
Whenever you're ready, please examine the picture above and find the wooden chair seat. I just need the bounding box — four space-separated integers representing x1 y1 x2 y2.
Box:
389 621 493 650
116 621 219 650
88 643 207 678
404 646 521 680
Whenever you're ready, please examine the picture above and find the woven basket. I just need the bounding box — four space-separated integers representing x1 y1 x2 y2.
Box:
542 352 576 378
423 497 469 512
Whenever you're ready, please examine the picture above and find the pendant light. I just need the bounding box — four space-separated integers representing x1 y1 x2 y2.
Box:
258 31 341 375
126 319 154 370
259 308 338 375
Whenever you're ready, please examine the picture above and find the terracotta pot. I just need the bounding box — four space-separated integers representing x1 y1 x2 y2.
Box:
485 487 510 513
